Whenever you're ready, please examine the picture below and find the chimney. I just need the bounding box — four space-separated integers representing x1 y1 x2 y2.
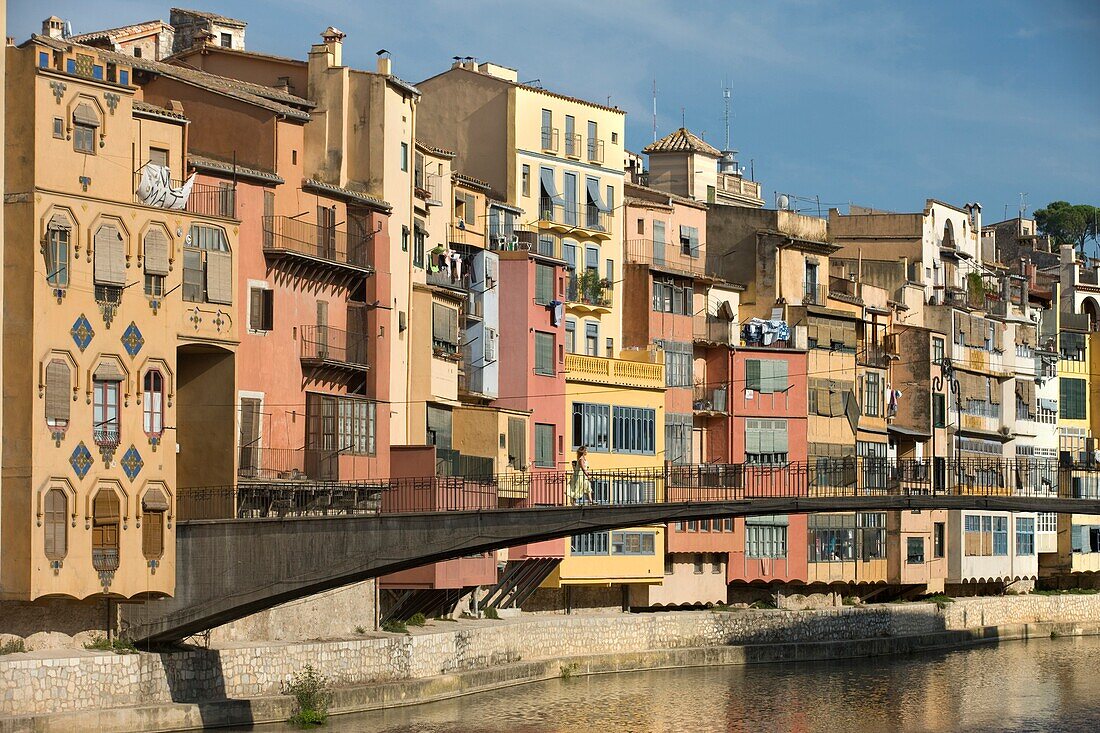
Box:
321 26 345 67
42 16 65 39
376 50 392 76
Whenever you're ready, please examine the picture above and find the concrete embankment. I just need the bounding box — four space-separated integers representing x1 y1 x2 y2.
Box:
3 594 1100 732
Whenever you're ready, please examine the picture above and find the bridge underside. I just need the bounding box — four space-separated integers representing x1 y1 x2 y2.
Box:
123 496 1100 644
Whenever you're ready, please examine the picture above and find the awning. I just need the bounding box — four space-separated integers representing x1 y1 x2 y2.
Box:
540 168 565 206
586 177 610 213
142 487 169 512
73 103 100 127
887 424 931 440
1039 398 1057 411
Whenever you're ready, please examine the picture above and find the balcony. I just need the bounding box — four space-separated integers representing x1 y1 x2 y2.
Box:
541 126 559 153
300 325 369 372
92 548 120 572
714 173 763 203
587 137 605 164
564 132 582 158
262 215 373 275
238 446 377 483
538 198 613 238
625 239 706 278
694 316 736 346
448 222 486 248
693 386 728 414
564 353 664 389
427 264 472 293
134 177 236 219
436 448 495 477
858 342 889 369
943 287 969 309
803 281 828 306
566 271 613 309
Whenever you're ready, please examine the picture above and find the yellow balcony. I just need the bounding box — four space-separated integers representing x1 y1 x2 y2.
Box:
564 353 664 389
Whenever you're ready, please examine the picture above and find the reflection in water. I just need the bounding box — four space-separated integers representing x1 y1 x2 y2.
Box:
230 636 1100 732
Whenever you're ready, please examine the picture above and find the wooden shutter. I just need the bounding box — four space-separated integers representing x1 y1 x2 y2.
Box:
94 224 126 286
142 511 164 558
93 490 120 525
205 250 233 304
987 376 1001 405
44 489 67 560
432 303 458 345
94 360 125 381
239 397 261 471
346 304 365 363
142 487 169 512
144 229 170 275
249 288 264 330
73 103 100 127
45 360 71 422
746 360 761 391
769 360 788 393
508 417 526 469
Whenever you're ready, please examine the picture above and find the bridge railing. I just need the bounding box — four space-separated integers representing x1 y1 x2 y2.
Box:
175 457 1093 520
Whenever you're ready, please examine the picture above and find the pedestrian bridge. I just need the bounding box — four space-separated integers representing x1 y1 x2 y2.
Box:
124 459 1100 644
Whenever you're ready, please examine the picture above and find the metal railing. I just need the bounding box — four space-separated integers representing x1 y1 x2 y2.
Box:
262 215 372 270
587 137 605 164
94 426 120 448
177 457 1100 520
943 287 969 308
541 126 559 152
300 325 368 367
538 197 613 234
859 342 889 368
436 448 495 477
135 178 236 219
624 239 706 277
237 446 376 482
427 266 472 292
564 132 581 157
566 271 613 307
693 386 728 412
803 281 828 306
92 548 120 572
694 316 736 345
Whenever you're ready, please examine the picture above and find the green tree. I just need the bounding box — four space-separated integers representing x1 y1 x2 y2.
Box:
1033 201 1099 254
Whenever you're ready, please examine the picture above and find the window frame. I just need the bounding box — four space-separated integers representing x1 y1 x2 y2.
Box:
92 377 121 447
534 331 555 376
142 369 165 438
44 488 69 562
73 122 96 154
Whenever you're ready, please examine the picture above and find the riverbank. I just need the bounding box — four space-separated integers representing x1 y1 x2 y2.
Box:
3 594 1100 732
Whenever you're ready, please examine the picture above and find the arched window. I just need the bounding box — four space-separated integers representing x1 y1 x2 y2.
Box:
45 359 71 431
92 362 123 447
141 487 169 560
143 370 164 437
943 220 955 249
44 489 68 561
92 489 120 571
44 214 71 287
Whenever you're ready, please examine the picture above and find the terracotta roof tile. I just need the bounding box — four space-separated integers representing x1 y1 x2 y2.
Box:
643 127 721 156
171 8 247 27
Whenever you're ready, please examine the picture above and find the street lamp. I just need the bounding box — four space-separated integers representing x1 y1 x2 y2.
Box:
931 357 960 492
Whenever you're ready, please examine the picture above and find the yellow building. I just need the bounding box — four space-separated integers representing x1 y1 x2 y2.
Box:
2 36 238 612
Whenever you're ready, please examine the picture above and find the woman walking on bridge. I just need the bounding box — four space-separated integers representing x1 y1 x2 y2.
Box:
569 446 594 505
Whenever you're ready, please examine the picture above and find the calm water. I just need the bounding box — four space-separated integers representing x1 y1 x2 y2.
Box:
235 636 1100 732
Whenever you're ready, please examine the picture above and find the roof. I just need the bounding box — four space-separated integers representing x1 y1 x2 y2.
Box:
188 154 284 185
453 172 490 191
171 8 247 27
624 181 708 211
643 128 721 157
302 179 392 212
350 66 421 97
168 43 306 67
415 139 455 158
419 65 624 115
30 34 313 121
70 19 171 44
132 99 188 122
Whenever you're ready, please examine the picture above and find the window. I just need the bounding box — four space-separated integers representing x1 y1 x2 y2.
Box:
149 147 169 168
712 557 722 574
183 225 231 304
694 555 704 574
1061 378 1086 420
92 372 121 447
680 226 699 257
401 224 410 253
745 419 788 465
534 423 555 467
143 228 169 298
907 537 925 564
611 532 655 555
612 406 656 455
571 531 608 555
934 522 945 558
291 149 298 165
249 287 274 331
1016 517 1035 556
932 336 945 365
541 108 554 149
74 123 96 153
432 302 460 355
862 372 882 417
565 318 576 353
143 370 165 437
933 393 947 428
664 343 692 388
220 32 232 47
400 142 409 172
94 224 126 296
572 402 610 451
307 393 377 457
92 489 120 571
44 488 68 562
535 263 555 305
141 487 169 560
605 337 613 358
1037 513 1058 533
534 332 555 376
564 115 576 155
745 359 788 394
637 218 645 235
45 218 70 287
584 321 599 356
522 164 530 197
413 222 426 268
992 516 1008 556
133 47 142 58
52 117 64 138
746 523 787 558
45 359 71 431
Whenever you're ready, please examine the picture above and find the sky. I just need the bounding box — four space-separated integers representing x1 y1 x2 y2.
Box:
8 0 1100 220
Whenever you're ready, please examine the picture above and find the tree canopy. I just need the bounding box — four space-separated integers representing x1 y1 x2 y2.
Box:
1033 201 1099 254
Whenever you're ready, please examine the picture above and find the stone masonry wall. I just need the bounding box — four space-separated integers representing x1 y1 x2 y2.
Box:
3 593 1100 718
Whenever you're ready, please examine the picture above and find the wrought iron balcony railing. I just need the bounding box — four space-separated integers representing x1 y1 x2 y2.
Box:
262 215 372 271
300 325 369 369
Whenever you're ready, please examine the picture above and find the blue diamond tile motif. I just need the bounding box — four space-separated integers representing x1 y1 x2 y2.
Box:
121 322 144 358
70 441 93 480
71 314 94 352
120 445 143 481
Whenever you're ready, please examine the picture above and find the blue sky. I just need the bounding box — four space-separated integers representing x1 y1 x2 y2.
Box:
9 0 1099 219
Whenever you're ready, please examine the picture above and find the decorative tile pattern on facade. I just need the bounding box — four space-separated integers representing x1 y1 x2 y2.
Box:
121 322 144 357
70 442 93 480
120 445 144 481
71 314 95 352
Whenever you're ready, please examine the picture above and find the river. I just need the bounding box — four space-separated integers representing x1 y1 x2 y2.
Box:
238 635 1100 732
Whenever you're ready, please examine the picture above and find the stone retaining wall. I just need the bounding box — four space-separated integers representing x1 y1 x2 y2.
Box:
3 593 1100 720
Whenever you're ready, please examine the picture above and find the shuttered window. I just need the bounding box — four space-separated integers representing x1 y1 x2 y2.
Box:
92 372 121 447
92 490 120 571
205 250 233 304
182 249 203 302
238 397 261 474
745 359 788 394
432 303 459 349
745 418 789 464
484 327 498 363
426 405 453 450
44 489 68 561
1061 378 1086 420
93 224 126 287
507 417 527 469
249 287 274 331
143 228 170 275
142 510 164 559
46 216 71 287
534 331 555 376
45 359 71 427
534 423 555 468
535 263 555 305
143 370 165 436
